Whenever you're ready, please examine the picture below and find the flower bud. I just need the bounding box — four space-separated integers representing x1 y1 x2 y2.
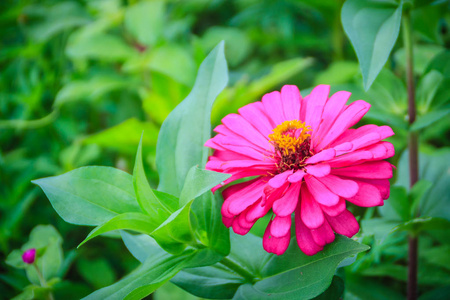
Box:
22 248 36 264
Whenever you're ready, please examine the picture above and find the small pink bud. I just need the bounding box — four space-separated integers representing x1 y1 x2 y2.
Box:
22 248 36 264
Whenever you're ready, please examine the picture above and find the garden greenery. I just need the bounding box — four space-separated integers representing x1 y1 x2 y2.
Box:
2 0 449 299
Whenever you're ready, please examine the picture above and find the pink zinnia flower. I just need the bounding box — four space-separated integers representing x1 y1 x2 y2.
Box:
205 85 394 256
22 248 36 264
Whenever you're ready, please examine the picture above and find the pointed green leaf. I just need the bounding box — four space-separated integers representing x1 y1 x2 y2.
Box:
150 203 195 254
156 41 228 196
33 167 141 226
233 235 369 299
342 0 403 90
190 192 230 256
397 148 450 221
78 213 159 247
83 247 223 300
121 232 162 264
179 166 230 207
133 135 174 219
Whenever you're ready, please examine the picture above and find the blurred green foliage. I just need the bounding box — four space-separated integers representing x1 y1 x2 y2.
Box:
1 0 449 299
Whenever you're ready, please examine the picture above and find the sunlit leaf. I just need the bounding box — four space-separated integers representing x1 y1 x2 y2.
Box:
33 167 141 226
342 0 403 90
156 42 228 196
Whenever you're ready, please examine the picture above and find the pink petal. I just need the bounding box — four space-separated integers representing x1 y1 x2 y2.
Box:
272 183 301 216
262 91 285 125
221 114 269 149
316 100 371 150
270 215 292 237
280 85 301 121
328 150 373 168
304 176 340 206
222 216 233 227
300 185 325 229
262 183 289 206
310 220 335 246
314 91 351 145
288 170 306 183
232 217 252 235
210 169 269 193
305 148 336 164
331 161 393 179
238 101 275 137
305 164 331 177
245 199 273 222
304 85 330 133
346 181 383 207
357 178 390 200
325 209 360 237
207 139 267 160
320 198 346 217
207 159 276 172
222 179 265 218
268 170 294 189
295 210 323 256
316 175 358 198
263 221 291 255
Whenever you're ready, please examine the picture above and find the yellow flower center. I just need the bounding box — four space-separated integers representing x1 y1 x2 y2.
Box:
268 120 312 155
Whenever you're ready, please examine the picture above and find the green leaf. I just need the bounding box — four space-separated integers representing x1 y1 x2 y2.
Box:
396 148 450 221
156 41 228 197
66 31 136 62
33 167 141 226
150 203 195 254
54 75 137 107
394 45 445 76
394 217 450 234
179 166 231 207
234 236 369 299
147 45 197 86
82 251 192 300
200 27 252 67
25 2 91 42
174 233 368 299
172 264 244 299
133 135 175 219
190 191 230 256
172 233 267 298
11 284 51 300
82 118 159 155
124 1 165 46
154 282 198 300
212 57 313 124
78 213 159 247
83 248 221 300
409 179 432 218
121 231 164 263
311 276 344 300
379 186 409 222
341 0 403 90
411 108 450 131
416 70 444 113
77 258 117 289
314 61 360 86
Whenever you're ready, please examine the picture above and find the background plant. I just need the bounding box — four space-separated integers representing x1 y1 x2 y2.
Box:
1 0 449 299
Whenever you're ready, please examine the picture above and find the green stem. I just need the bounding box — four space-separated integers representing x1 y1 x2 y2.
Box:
0 109 59 130
403 9 419 300
33 264 55 300
220 257 257 283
